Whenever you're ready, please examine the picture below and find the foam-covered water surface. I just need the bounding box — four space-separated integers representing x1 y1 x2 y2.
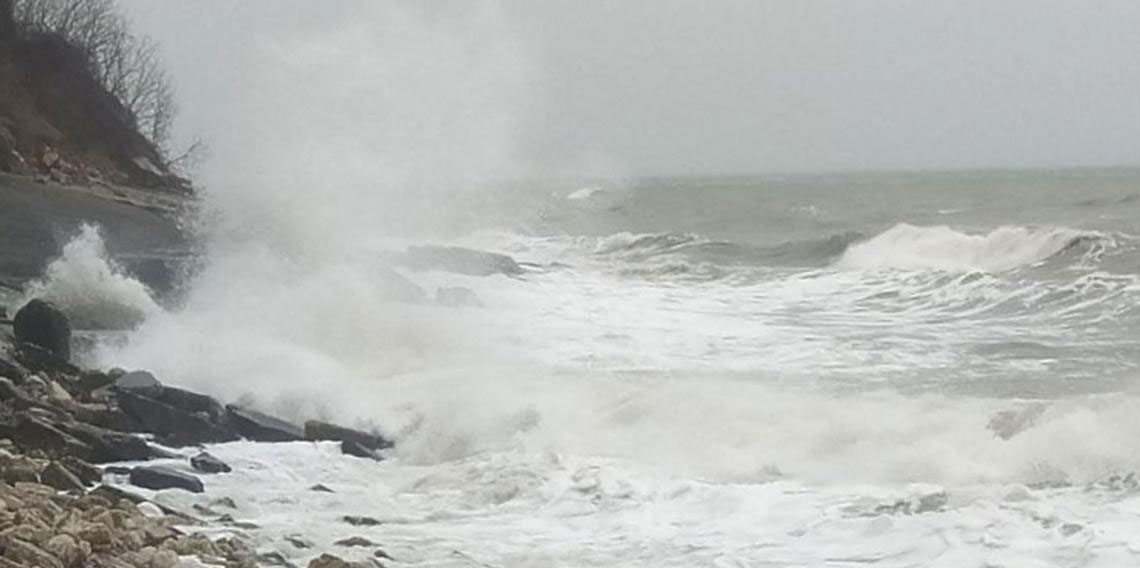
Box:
31 168 1125 566
37 12 1139 560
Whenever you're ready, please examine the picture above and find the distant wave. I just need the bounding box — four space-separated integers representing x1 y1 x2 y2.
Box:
592 231 864 270
566 186 605 201
836 224 1112 272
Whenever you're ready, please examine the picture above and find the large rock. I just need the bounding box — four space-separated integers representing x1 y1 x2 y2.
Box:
142 385 227 421
129 465 203 493
340 440 382 461
112 370 160 390
54 421 154 463
303 421 393 450
226 405 303 442
190 451 231 474
12 299 70 360
401 245 523 277
9 415 91 459
115 388 236 446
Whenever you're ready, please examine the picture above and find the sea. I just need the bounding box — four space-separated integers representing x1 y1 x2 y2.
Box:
26 168 1140 567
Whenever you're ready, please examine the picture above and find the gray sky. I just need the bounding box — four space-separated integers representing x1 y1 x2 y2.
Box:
120 0 1140 178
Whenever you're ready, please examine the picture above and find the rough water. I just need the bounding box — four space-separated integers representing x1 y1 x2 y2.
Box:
29 168 1140 566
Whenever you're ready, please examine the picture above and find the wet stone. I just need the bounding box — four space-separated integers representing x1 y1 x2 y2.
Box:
128 466 204 494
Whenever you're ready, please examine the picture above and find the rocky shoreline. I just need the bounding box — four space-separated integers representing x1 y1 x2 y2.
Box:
0 299 393 568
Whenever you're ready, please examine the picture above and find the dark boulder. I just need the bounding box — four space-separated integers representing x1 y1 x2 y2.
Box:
13 299 70 360
341 515 382 527
129 465 204 493
190 451 231 474
112 370 161 391
226 405 303 442
340 439 382 461
402 245 523 277
303 421 393 450
145 385 226 421
115 388 237 446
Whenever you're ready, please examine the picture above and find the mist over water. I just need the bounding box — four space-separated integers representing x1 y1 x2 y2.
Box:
32 3 1140 565
91 3 534 427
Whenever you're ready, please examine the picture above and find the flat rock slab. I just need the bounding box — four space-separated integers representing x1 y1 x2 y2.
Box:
340 440 383 462
226 405 303 442
304 420 392 450
11 415 91 459
129 465 204 493
56 420 155 463
116 388 236 446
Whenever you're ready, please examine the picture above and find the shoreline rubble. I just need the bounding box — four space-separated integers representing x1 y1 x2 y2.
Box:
0 299 393 567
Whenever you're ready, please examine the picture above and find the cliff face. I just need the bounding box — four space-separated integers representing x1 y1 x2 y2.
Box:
0 4 188 193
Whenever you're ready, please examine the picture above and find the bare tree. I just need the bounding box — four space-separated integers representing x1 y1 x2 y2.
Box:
13 0 177 161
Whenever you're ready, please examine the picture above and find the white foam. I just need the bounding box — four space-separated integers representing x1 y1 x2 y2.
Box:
81 4 1140 565
20 225 161 330
567 186 604 200
124 402 1140 567
837 223 1096 272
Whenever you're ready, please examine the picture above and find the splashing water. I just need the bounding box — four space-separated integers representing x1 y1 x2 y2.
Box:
20 225 161 330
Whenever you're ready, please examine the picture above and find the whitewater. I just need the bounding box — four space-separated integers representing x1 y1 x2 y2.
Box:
21 168 1140 567
19 4 1140 565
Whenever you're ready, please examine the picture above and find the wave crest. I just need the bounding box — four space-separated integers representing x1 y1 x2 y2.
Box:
836 224 1110 272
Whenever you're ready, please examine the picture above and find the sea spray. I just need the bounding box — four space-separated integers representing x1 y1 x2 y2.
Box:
93 3 535 434
20 225 162 330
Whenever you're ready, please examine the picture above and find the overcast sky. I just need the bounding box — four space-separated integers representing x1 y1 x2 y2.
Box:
119 1 1140 179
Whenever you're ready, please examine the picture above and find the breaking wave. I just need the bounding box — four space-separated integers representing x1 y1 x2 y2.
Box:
19 225 162 330
836 224 1114 272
